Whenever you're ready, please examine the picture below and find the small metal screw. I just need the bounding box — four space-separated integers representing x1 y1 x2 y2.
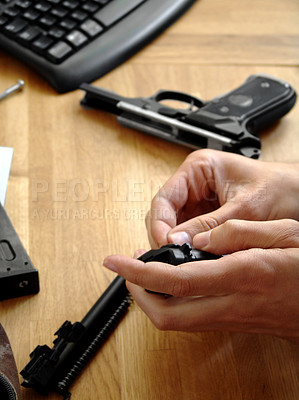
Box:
0 79 25 100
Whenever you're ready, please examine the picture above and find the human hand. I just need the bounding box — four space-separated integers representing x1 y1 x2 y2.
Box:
103 219 299 343
146 149 299 248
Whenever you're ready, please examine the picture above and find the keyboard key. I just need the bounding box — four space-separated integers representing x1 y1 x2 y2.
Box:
4 6 20 18
18 25 42 43
59 18 76 30
35 2 52 12
62 1 79 10
70 10 88 22
93 0 110 5
82 2 99 13
94 0 144 27
80 19 103 37
4 17 27 34
15 1 32 8
47 40 72 62
39 15 57 27
23 9 41 21
48 26 65 39
0 15 9 27
51 7 69 19
66 30 88 47
32 34 53 52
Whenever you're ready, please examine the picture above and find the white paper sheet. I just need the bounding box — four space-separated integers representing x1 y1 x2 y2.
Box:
0 146 14 206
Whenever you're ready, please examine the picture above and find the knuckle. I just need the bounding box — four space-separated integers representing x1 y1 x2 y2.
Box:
169 269 193 297
277 219 299 244
221 219 244 237
217 219 249 247
151 311 177 331
228 199 257 219
231 248 277 293
132 268 147 287
222 219 241 230
195 215 220 231
184 149 214 174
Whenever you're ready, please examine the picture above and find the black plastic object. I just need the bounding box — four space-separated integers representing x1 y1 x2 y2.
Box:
20 243 218 398
80 74 297 158
21 276 131 399
138 243 219 265
138 243 220 295
0 0 195 93
0 203 39 301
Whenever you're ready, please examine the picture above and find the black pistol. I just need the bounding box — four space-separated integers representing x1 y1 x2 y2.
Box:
21 243 217 398
80 74 296 159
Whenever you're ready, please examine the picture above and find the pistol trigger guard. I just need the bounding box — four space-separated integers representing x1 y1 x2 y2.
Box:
151 90 205 109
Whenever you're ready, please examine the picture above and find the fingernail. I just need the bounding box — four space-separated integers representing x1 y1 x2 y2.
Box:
134 249 146 258
103 258 118 273
193 231 211 249
168 231 191 245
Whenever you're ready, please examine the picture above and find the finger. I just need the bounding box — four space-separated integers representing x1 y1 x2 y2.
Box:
145 209 170 248
103 254 243 297
146 150 220 247
193 219 299 254
126 281 237 332
166 201 244 245
146 174 190 247
126 249 299 338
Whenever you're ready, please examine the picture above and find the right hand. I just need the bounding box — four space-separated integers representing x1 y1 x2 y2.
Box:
145 149 299 248
104 218 299 343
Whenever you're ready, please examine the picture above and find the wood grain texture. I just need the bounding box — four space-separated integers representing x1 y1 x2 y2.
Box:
0 0 298 399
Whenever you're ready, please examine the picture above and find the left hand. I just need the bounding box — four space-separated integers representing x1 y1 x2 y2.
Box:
103 219 299 343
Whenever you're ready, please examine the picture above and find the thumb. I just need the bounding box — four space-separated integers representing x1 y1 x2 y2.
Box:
193 219 299 254
167 202 242 245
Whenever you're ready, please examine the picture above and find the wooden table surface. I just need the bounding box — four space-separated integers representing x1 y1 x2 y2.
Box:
1 0 299 399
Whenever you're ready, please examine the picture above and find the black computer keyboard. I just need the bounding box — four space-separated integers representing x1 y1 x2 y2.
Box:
0 0 195 93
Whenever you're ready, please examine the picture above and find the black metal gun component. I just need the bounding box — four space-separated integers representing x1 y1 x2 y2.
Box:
80 74 296 159
138 242 219 265
0 203 39 300
20 244 219 398
21 276 131 399
138 243 220 295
